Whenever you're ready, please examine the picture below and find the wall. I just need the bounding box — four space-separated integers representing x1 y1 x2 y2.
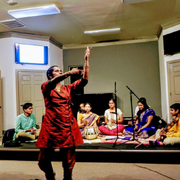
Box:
63 41 161 117
0 36 63 131
158 32 169 122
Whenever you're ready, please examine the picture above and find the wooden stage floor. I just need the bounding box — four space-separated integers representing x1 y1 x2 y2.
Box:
0 141 180 164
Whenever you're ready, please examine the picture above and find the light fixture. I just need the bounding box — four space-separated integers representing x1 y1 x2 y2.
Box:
8 4 60 19
122 0 154 4
84 28 121 35
4 0 17 5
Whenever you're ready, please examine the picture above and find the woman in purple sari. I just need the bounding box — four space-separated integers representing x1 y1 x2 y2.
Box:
125 98 157 138
78 102 100 135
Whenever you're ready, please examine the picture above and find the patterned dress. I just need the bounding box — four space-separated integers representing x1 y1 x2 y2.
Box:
125 108 157 138
36 79 87 149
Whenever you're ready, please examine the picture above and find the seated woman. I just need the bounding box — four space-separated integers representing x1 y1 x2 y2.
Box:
98 99 124 135
78 102 100 135
125 97 157 138
77 102 86 121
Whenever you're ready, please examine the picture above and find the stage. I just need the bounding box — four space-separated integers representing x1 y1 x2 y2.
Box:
0 139 180 164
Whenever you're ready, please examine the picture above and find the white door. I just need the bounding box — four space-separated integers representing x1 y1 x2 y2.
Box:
17 71 46 126
0 71 3 135
168 60 180 105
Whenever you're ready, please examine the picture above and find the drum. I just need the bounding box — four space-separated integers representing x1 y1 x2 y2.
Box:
84 126 99 140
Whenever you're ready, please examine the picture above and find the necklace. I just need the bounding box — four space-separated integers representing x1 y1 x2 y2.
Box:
56 85 63 92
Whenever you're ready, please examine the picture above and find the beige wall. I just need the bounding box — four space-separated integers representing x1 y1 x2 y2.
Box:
63 41 161 117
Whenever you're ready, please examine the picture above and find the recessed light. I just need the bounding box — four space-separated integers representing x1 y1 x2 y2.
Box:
123 0 154 4
8 4 60 19
4 0 17 5
84 28 121 35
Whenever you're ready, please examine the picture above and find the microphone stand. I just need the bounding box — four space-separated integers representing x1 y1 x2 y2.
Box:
126 86 139 141
113 82 118 147
122 86 147 148
114 86 146 148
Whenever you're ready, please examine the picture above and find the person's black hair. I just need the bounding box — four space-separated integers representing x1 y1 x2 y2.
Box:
22 103 33 110
78 103 86 113
46 65 58 80
85 102 92 107
109 98 116 105
170 103 180 113
138 97 149 111
79 103 85 107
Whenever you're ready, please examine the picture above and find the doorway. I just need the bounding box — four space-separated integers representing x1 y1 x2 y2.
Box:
168 59 180 105
168 60 180 109
0 71 3 135
17 70 46 126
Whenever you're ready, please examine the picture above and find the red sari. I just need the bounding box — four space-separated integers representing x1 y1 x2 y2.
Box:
36 79 86 149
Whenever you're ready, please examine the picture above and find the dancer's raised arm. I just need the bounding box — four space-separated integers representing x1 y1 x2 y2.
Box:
83 47 91 80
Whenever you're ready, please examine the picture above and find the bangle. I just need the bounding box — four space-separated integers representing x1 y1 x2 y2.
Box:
64 71 70 77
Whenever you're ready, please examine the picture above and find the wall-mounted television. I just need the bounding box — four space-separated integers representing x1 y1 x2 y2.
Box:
15 43 48 65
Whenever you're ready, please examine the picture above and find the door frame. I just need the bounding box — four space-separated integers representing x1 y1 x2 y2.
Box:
167 60 180 106
0 71 3 136
164 54 180 123
16 69 46 116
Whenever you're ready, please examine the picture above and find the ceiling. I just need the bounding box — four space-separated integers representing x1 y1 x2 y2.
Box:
0 0 180 48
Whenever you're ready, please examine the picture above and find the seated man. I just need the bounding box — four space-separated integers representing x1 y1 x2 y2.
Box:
13 103 40 141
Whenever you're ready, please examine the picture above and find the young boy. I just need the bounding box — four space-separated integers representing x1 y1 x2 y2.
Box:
13 103 40 141
152 103 180 145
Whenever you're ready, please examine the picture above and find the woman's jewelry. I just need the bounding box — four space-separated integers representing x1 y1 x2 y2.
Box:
56 85 63 92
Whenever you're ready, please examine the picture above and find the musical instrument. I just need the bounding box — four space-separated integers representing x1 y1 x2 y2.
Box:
84 126 99 140
159 116 179 141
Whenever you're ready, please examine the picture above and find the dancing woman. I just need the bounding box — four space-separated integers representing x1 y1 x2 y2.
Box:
36 47 91 180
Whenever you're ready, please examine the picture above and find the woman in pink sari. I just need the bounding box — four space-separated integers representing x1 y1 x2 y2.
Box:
99 99 124 135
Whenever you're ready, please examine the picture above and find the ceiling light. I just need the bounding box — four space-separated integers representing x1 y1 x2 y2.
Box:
123 0 154 4
4 0 17 5
84 28 121 35
8 4 60 19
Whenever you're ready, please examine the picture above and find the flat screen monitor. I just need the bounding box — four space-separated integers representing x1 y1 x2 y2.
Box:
15 43 48 65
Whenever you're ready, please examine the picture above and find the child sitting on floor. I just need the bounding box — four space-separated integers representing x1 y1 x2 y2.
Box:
150 103 180 146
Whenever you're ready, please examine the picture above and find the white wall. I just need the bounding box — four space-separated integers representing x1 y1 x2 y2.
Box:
0 36 63 131
158 32 167 121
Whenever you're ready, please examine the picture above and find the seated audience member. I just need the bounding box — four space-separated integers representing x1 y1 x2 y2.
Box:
150 103 180 146
125 98 157 138
98 99 124 135
78 102 100 135
77 103 86 120
13 103 40 141
134 97 151 120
